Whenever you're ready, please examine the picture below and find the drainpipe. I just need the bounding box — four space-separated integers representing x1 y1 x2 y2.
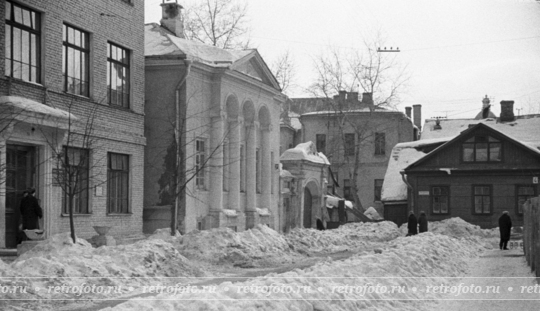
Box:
400 170 414 213
172 59 192 235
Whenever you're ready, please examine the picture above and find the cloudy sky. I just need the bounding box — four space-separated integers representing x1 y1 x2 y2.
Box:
145 0 540 121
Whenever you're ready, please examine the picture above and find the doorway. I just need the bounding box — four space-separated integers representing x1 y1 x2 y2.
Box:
303 187 312 228
5 145 37 248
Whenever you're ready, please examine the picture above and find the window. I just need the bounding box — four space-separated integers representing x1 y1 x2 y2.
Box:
195 140 206 189
316 134 326 154
432 186 449 214
344 133 355 156
62 147 89 214
343 179 352 200
240 145 245 192
516 185 536 215
374 132 386 155
473 185 491 214
63 24 89 96
107 42 130 108
462 136 501 162
107 153 129 214
256 148 261 193
374 179 384 201
5 1 41 82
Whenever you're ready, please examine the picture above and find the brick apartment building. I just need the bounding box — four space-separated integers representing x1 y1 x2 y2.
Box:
0 0 145 248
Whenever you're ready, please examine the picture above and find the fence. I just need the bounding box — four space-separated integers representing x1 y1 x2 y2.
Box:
523 197 540 281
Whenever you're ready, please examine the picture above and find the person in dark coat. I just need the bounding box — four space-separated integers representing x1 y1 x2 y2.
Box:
20 187 43 230
407 211 418 236
418 211 428 233
498 211 512 250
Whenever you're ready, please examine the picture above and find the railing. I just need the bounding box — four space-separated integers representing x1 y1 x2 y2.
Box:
523 196 540 282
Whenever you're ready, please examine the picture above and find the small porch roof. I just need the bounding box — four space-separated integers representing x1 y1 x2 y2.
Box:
0 96 76 129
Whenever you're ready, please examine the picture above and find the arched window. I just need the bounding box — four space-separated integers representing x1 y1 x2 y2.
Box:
462 135 501 162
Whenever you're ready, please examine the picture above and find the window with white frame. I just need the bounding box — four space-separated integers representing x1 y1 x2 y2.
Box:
107 42 130 108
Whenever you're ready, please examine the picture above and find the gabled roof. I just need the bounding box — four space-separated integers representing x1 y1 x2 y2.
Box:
381 114 540 202
144 23 280 90
407 120 540 169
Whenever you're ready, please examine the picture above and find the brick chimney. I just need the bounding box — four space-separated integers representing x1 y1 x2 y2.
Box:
413 104 422 131
500 100 515 122
338 90 347 103
347 92 359 102
160 1 185 38
405 107 412 118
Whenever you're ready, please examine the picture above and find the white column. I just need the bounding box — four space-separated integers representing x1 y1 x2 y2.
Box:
245 122 257 211
260 126 271 210
228 118 241 210
209 116 224 211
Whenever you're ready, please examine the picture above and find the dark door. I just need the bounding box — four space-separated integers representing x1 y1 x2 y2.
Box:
303 188 312 228
5 145 37 248
384 204 408 227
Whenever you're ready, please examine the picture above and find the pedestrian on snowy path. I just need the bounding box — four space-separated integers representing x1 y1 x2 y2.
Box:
498 211 512 250
407 211 418 236
418 211 428 233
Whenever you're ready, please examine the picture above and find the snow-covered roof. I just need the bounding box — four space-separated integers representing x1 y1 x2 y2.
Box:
325 195 353 209
381 145 428 202
145 23 252 66
0 96 76 129
280 141 330 165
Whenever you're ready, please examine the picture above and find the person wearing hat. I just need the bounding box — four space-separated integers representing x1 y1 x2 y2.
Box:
498 211 512 250
418 211 428 233
19 187 43 231
407 211 418 236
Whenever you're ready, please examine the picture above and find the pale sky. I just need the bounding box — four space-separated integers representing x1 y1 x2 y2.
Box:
145 0 540 122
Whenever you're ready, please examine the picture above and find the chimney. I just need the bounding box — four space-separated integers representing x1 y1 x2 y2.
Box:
160 1 185 38
413 104 422 131
361 92 374 111
405 107 412 118
347 92 358 102
338 90 347 103
500 100 515 122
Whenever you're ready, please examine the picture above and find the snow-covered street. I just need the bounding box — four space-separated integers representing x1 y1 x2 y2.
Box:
0 218 537 311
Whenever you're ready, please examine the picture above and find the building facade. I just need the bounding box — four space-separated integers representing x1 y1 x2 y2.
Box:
0 0 146 248
383 98 540 228
295 92 418 215
144 2 284 234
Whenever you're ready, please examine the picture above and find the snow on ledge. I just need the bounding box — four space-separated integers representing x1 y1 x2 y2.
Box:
222 209 238 217
256 208 270 216
280 141 330 165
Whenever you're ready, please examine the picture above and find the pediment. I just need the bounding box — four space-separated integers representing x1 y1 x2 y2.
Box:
231 51 281 91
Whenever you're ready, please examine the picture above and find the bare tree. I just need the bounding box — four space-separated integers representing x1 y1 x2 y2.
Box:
183 0 250 49
271 50 296 95
44 100 104 243
308 39 408 212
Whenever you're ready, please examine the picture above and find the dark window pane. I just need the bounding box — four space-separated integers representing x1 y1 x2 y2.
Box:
476 143 488 161
490 143 501 161
463 143 474 161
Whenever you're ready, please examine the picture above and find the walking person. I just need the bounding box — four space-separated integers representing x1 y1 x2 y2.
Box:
418 211 428 233
407 211 418 236
20 187 43 231
498 211 512 250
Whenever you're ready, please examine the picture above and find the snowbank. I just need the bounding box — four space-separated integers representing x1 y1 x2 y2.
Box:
280 141 330 164
178 225 296 268
3 233 204 301
104 233 481 311
286 221 400 253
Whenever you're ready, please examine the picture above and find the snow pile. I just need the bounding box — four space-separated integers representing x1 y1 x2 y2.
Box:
5 233 204 300
178 225 296 268
280 141 330 164
286 221 400 253
147 228 182 242
364 206 383 220
105 233 480 311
